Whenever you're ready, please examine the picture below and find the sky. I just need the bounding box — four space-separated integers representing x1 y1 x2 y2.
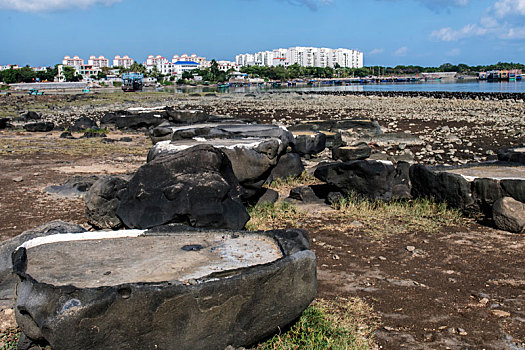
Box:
1 0 525 67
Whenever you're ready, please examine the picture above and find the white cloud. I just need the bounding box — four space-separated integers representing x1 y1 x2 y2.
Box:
394 46 408 56
369 48 384 55
431 23 487 41
0 0 122 12
502 26 525 39
493 0 525 17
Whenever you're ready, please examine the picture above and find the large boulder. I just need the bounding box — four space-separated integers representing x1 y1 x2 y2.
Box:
117 145 249 230
69 117 96 132
332 143 371 161
291 131 326 156
0 221 85 307
266 153 305 183
24 122 54 132
492 197 525 233
314 160 396 201
498 146 525 165
289 118 382 145
13 226 317 350
85 176 129 229
410 162 525 216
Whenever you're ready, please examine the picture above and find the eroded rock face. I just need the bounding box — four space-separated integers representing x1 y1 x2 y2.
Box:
117 145 249 230
24 122 54 132
0 221 86 307
266 153 305 183
13 226 317 350
492 197 525 233
291 131 326 156
85 176 128 229
332 143 371 161
498 146 525 165
314 160 396 201
410 162 525 217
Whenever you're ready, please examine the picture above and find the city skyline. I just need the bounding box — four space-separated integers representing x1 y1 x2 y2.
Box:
1 0 525 67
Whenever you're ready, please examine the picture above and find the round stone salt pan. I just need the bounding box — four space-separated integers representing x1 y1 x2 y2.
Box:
20 231 283 289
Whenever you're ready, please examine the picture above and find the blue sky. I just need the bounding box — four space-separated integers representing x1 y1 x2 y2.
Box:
1 0 524 67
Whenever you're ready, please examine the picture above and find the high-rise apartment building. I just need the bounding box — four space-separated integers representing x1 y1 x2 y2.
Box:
113 55 134 68
88 55 109 68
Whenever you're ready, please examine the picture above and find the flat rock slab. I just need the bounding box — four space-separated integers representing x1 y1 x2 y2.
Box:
13 226 317 350
22 231 282 288
446 165 525 181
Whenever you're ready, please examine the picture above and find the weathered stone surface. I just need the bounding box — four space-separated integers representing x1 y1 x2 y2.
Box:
0 221 85 307
117 145 249 230
148 135 290 200
291 131 326 156
492 197 525 233
45 175 100 198
410 164 475 212
393 161 412 200
16 111 40 122
318 131 344 149
289 186 323 203
24 122 54 132
410 162 525 215
69 117 96 132
332 143 371 161
266 153 305 183
13 227 317 350
0 118 9 130
85 176 128 229
256 188 279 205
314 160 396 201
498 146 525 165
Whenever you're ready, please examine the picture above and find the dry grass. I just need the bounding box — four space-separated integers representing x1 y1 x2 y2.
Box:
246 201 305 231
327 193 462 239
256 297 378 350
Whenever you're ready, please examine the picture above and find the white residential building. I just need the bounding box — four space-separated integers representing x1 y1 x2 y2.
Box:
62 55 84 67
113 55 134 68
235 47 363 68
173 61 200 76
173 54 208 67
146 55 169 71
88 55 109 68
216 60 239 72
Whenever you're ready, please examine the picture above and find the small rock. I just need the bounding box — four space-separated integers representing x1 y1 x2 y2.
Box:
406 245 416 252
479 297 489 306
332 254 340 260
13 177 23 182
378 256 387 261
492 310 511 318
383 326 395 331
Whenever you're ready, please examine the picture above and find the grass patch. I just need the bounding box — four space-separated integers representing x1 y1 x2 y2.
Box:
83 127 109 135
256 298 377 350
329 193 462 239
246 201 304 231
0 328 20 349
267 171 320 191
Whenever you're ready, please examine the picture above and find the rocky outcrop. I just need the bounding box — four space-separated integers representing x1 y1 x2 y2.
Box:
289 118 382 145
24 122 54 132
492 197 525 233
85 176 128 229
266 153 305 183
69 117 96 132
359 132 424 148
291 131 326 156
498 146 525 165
45 175 100 198
0 221 86 307
314 160 396 201
332 143 371 161
410 162 525 218
117 145 249 230
13 226 317 350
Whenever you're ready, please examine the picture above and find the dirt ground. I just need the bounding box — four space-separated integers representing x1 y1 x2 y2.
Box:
0 93 524 349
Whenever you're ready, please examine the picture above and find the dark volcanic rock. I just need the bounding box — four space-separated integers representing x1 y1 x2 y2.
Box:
24 122 54 132
498 146 525 165
69 117 96 132
392 161 412 200
289 186 324 203
291 131 326 156
0 221 85 307
45 175 100 198
117 145 249 230
85 176 128 229
13 227 317 350
314 160 396 201
256 188 279 205
319 131 344 149
82 131 107 138
59 131 75 139
0 118 9 129
16 111 40 122
332 143 371 161
492 197 525 233
266 153 305 183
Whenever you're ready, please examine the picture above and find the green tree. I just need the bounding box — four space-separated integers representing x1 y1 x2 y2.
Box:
63 66 81 82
